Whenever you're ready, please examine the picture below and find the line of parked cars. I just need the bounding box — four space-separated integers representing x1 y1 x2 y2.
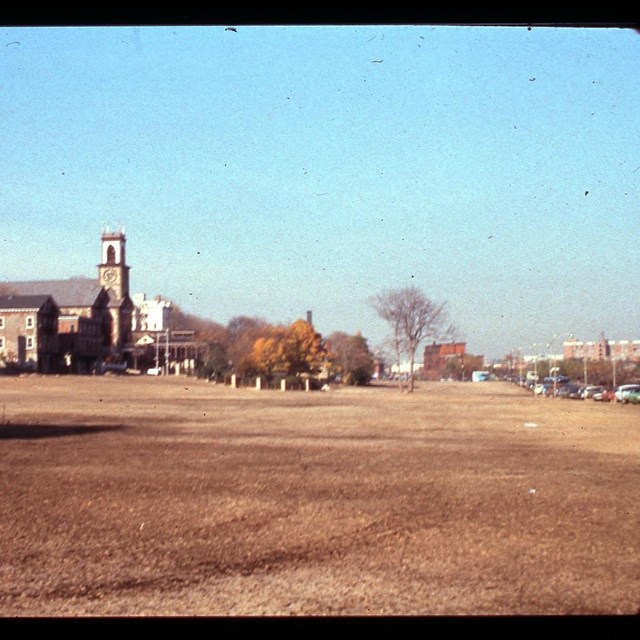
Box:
507 375 640 404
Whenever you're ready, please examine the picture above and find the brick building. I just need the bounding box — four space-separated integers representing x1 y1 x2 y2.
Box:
423 341 467 380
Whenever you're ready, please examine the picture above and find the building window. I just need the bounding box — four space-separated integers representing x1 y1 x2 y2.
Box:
0 317 4 329
0 337 4 349
26 316 34 329
26 336 34 349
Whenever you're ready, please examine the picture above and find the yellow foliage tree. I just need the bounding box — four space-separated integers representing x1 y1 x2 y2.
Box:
252 320 326 379
282 319 327 376
252 325 289 378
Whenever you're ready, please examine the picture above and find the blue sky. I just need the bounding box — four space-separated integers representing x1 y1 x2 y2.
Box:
1 24 639 360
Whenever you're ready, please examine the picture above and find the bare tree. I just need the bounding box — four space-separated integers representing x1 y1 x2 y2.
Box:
371 286 451 392
381 316 406 391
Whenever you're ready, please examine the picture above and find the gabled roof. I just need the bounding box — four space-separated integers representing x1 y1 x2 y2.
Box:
4 279 105 307
0 294 56 311
106 288 130 308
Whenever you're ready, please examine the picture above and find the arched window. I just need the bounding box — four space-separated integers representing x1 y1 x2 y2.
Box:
106 245 116 264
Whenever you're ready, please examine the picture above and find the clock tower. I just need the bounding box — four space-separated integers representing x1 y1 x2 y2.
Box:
98 229 130 301
98 228 133 357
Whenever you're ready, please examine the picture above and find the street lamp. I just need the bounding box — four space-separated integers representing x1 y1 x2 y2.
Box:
164 329 170 376
577 339 588 386
518 347 524 382
547 334 559 397
568 333 587 385
530 343 539 394
582 350 587 387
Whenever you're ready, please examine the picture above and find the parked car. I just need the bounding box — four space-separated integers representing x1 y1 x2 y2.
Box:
555 385 573 399
625 390 640 405
592 388 616 402
533 383 553 396
567 385 585 399
614 384 640 403
581 385 604 400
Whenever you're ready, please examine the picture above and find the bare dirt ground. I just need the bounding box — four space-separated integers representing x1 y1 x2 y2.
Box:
0 374 638 617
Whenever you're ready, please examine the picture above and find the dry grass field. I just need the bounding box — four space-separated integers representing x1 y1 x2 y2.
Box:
0 373 638 617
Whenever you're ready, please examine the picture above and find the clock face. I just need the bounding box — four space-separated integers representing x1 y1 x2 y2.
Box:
104 268 118 284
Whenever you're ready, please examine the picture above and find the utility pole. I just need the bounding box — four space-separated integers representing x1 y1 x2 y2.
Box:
518 348 523 382
165 329 170 375
612 356 617 389
583 355 588 386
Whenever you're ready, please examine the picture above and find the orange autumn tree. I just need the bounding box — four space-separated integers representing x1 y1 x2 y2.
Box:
252 325 289 379
282 319 327 377
252 320 326 380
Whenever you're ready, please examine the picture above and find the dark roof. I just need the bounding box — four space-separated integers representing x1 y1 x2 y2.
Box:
4 279 104 307
106 288 128 308
0 294 56 311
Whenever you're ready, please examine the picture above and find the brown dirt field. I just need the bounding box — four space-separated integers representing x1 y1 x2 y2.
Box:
0 374 638 617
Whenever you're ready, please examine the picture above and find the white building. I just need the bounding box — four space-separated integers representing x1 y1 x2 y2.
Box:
132 293 172 332
390 362 424 374
522 353 563 363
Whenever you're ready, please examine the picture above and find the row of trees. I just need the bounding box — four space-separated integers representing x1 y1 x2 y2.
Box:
171 308 377 387
171 285 454 391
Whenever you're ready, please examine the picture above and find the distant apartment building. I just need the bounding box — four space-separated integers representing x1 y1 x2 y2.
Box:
563 335 640 362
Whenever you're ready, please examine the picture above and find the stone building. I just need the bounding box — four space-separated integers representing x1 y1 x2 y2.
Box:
0 294 59 372
3 228 133 368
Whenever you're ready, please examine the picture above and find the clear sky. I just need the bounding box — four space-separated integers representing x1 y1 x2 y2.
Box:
1 24 639 360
